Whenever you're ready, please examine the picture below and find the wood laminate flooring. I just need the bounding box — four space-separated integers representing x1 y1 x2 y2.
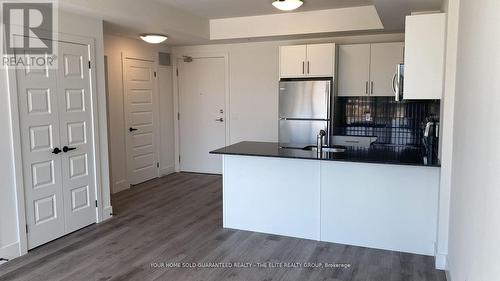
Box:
0 173 447 281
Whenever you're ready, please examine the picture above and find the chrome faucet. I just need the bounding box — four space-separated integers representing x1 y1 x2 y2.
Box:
317 129 326 154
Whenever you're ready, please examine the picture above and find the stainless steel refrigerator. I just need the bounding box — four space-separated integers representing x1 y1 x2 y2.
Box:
279 78 332 148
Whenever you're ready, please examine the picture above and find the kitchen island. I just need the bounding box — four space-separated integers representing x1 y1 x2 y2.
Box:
211 141 441 256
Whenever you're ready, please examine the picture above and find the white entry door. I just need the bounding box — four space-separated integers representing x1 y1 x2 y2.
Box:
123 58 158 185
178 57 226 174
17 41 96 249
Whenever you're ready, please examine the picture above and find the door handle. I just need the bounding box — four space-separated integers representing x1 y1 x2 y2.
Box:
62 146 77 153
52 147 62 154
302 61 305 74
307 61 310 74
129 127 138 132
215 118 224 122
371 81 374 95
365 81 368 95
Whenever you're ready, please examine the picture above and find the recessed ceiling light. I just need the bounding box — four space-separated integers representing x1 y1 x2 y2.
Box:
272 0 303 11
140 34 168 44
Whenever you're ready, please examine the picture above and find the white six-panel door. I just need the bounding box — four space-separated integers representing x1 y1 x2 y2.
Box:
123 58 158 185
57 42 96 233
17 41 96 249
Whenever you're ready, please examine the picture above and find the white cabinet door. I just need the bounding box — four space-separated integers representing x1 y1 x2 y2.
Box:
123 58 159 185
370 42 404 97
338 44 371 96
404 13 446 100
280 45 307 78
306 43 334 77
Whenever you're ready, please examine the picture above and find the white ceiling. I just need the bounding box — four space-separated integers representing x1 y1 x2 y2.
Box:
154 0 373 19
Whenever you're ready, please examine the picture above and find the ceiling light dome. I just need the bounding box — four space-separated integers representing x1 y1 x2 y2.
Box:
272 0 303 11
140 34 168 44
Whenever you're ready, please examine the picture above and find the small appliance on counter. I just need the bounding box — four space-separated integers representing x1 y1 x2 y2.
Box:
422 117 440 164
278 78 332 148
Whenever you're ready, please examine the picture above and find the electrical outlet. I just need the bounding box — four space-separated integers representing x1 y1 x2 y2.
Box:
364 112 373 122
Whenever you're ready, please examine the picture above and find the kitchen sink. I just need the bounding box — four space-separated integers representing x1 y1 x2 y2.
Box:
302 145 346 153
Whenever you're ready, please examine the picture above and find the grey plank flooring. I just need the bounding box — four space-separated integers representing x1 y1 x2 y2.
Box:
0 173 446 281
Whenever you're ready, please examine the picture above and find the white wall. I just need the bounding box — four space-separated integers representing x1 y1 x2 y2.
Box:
447 0 500 280
210 6 383 40
0 68 19 260
0 10 111 260
172 33 404 146
104 35 174 193
158 67 176 176
435 0 460 270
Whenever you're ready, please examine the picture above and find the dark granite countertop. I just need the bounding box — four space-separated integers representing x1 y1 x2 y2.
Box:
210 141 441 167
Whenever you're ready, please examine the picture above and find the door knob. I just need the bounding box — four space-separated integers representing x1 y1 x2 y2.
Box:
215 118 224 122
129 127 138 132
62 146 77 153
52 147 62 154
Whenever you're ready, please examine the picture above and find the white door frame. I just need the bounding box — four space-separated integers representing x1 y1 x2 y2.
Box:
7 32 104 256
172 52 230 172
121 53 160 183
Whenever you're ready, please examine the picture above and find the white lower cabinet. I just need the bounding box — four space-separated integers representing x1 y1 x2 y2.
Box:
222 155 440 255
320 161 440 255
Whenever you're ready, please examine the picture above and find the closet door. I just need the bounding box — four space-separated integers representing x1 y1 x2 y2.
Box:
18 41 96 249
17 56 65 249
57 41 96 233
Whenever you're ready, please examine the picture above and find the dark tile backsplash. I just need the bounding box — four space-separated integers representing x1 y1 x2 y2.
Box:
334 97 440 147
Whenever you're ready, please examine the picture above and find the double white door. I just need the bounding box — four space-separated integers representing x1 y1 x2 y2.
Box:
17 41 96 249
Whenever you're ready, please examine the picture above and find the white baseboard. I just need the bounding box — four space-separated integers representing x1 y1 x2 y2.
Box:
101 206 113 221
446 270 452 281
435 252 448 270
160 165 175 176
445 256 453 281
0 242 20 262
113 179 129 194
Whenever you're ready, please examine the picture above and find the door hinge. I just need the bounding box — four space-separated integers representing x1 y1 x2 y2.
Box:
95 200 98 207
154 71 157 78
88 61 91 69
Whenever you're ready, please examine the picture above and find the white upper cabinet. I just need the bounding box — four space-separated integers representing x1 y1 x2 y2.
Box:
280 43 335 78
404 13 446 100
370 42 405 96
338 42 404 97
306 44 335 77
280 45 307 77
338 44 371 96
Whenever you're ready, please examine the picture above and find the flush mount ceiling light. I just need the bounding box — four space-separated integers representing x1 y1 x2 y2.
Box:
140 34 168 44
272 0 303 11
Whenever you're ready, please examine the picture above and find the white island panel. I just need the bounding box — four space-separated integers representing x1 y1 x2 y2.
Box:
320 161 440 255
223 155 320 240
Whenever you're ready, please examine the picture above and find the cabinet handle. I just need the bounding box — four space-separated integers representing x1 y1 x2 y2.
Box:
307 61 310 74
302 61 305 74
365 81 368 95
371 81 374 95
